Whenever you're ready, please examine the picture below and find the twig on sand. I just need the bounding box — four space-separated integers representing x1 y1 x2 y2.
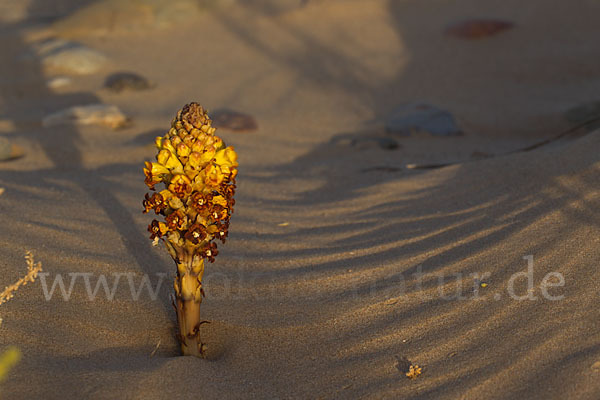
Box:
150 339 161 357
0 251 43 307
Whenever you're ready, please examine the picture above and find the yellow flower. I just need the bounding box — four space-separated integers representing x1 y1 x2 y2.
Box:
157 149 171 165
206 136 224 150
177 143 191 158
184 163 200 181
166 209 189 231
168 196 184 210
143 192 168 214
148 220 168 239
159 189 173 201
214 147 238 168
406 365 422 379
171 135 183 147
187 152 203 169
169 174 193 199
157 149 184 174
159 137 177 154
147 161 169 175
184 223 208 244
212 195 228 208
144 161 169 189
204 163 225 187
182 135 195 149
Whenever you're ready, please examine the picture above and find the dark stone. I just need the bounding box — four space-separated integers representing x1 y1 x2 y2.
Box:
104 72 152 93
211 109 258 132
445 19 514 39
332 133 400 150
385 103 462 137
352 136 400 150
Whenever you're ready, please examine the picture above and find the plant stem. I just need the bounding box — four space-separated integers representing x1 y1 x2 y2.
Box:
173 254 206 357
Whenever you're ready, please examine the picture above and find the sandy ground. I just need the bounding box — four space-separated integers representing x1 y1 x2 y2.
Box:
0 0 599 398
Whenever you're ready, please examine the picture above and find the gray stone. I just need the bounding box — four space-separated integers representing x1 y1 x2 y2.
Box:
332 133 400 150
385 103 462 137
42 104 129 129
36 38 107 75
104 72 152 93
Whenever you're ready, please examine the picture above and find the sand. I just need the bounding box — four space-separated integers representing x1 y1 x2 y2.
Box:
0 0 599 398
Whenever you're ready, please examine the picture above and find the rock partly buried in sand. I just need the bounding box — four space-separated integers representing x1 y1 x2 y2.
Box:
35 38 107 75
0 137 25 162
564 100 600 133
445 19 514 39
46 76 72 89
211 109 258 132
334 134 399 150
52 0 205 37
353 136 399 150
42 104 128 129
385 103 462 137
104 72 152 93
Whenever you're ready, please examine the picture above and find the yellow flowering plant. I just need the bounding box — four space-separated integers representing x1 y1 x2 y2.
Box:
143 103 238 357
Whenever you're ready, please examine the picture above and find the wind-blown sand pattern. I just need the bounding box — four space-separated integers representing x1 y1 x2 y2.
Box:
0 0 599 398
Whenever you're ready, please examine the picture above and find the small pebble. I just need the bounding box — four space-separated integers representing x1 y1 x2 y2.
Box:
333 134 399 150
352 136 399 150
47 76 72 89
445 19 514 39
36 38 107 75
42 104 129 129
104 72 152 92
0 137 24 162
211 109 258 132
385 103 462 137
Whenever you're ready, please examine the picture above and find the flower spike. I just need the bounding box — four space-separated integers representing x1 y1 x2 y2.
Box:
142 102 238 357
